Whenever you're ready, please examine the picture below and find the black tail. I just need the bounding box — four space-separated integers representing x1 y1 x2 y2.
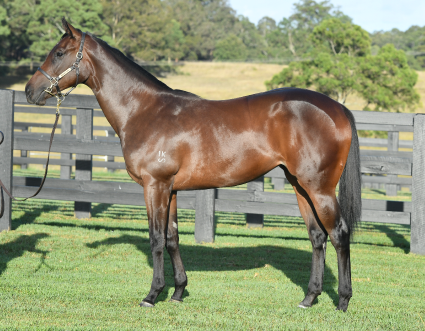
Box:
339 107 362 237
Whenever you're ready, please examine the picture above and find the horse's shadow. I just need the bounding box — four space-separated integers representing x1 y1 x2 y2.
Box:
86 234 339 307
0 233 50 276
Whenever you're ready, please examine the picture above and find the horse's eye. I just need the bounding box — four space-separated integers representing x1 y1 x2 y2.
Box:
56 51 64 57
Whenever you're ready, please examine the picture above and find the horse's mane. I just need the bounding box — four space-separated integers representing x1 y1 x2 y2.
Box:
86 33 201 100
87 33 173 90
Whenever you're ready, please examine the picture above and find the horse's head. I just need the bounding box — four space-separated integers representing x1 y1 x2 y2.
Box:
26 18 89 105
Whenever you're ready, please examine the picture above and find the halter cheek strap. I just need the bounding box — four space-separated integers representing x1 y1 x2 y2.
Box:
37 32 86 104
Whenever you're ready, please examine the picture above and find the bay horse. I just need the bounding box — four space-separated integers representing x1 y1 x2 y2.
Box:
25 19 361 311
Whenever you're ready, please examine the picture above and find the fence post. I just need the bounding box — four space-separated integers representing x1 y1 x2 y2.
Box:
60 115 72 180
386 131 399 196
20 126 28 170
246 176 264 228
411 114 425 255
195 189 216 243
107 129 115 173
271 177 285 191
0 89 14 231
75 108 93 219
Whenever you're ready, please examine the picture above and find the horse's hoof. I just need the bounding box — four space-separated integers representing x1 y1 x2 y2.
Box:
139 301 155 308
169 298 183 303
298 303 310 309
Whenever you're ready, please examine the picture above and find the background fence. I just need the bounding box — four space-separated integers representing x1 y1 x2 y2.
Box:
0 89 424 254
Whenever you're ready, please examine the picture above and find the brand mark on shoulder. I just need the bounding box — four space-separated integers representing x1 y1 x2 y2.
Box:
158 151 166 162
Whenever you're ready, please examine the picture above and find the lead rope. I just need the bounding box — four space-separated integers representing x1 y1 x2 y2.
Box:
0 109 60 218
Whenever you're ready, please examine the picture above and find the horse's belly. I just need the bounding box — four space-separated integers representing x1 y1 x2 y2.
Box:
172 150 281 190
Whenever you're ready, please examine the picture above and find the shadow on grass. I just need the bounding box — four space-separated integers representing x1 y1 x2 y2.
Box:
86 234 339 308
12 201 62 230
0 233 50 276
372 224 410 254
38 220 312 242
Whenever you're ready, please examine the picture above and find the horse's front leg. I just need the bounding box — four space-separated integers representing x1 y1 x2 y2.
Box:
166 191 187 302
140 178 173 308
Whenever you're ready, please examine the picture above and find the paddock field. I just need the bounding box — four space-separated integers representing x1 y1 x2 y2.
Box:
0 170 423 330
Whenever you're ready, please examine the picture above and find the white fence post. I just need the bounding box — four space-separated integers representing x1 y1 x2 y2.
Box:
386 131 399 196
60 114 72 180
246 176 264 228
0 89 14 231
195 189 216 243
411 114 425 255
75 108 93 219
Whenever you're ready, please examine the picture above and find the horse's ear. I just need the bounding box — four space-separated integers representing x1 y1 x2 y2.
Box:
62 17 79 38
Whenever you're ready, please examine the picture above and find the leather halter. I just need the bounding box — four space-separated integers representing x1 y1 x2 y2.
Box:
0 33 87 219
38 32 86 104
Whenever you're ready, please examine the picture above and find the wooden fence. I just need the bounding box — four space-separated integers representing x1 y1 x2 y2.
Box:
0 89 424 255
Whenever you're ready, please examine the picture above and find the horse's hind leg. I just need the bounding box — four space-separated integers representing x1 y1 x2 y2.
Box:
284 169 328 308
166 191 187 302
301 187 352 311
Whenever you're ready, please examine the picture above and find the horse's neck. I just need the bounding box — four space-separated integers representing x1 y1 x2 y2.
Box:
85 44 171 136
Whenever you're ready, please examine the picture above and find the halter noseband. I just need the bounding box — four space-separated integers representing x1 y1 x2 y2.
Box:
38 32 86 105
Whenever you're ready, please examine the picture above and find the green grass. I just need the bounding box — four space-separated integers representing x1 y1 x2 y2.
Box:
0 169 423 329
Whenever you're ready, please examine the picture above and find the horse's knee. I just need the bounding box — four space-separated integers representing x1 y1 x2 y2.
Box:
150 232 165 254
309 228 327 250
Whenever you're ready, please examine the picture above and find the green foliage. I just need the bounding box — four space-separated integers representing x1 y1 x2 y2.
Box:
235 16 266 60
371 26 425 70
0 6 10 37
266 19 421 112
164 19 186 62
358 44 420 112
0 0 424 69
213 34 247 61
266 53 359 104
26 0 108 60
311 18 370 56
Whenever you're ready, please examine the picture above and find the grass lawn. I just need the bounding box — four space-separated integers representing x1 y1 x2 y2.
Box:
0 170 424 330
1 63 424 329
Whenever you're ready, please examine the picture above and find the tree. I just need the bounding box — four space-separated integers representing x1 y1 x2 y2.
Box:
371 26 425 70
266 19 420 112
257 16 276 37
27 0 108 60
358 44 420 112
164 19 186 62
0 3 11 60
275 0 352 57
310 18 370 56
167 0 241 60
235 16 266 60
213 34 247 60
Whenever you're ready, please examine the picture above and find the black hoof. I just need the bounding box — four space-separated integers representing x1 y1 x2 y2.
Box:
139 301 155 308
336 306 348 312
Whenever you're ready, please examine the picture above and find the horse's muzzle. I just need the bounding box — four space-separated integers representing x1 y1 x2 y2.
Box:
25 82 48 105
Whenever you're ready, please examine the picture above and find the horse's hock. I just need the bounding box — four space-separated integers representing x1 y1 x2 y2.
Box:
0 89 424 255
